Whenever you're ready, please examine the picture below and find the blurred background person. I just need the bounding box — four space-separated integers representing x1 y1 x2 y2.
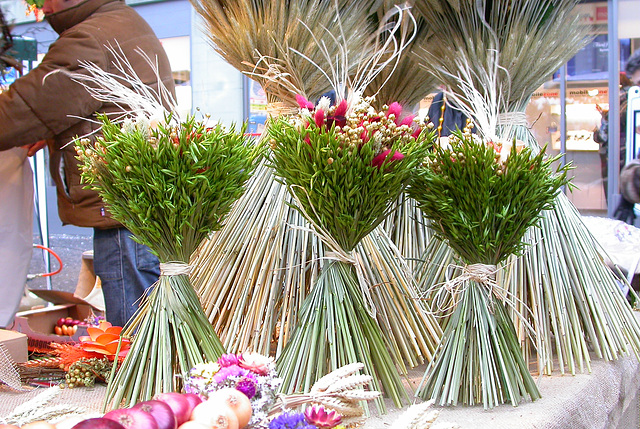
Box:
0 0 175 327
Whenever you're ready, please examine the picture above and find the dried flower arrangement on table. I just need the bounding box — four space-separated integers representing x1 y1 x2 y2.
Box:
412 0 640 378
409 126 570 408
71 47 263 408
267 94 434 410
187 1 441 373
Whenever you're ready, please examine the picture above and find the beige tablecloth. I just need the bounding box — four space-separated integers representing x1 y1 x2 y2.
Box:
363 352 640 429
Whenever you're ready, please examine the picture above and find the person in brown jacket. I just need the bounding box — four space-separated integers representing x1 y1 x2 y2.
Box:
0 0 176 327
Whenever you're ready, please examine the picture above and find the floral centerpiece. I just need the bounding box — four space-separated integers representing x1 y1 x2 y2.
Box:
407 125 571 408
77 100 262 408
266 93 435 410
411 0 640 379
185 352 379 429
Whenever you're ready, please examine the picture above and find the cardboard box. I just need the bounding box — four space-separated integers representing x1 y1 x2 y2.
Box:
74 250 105 312
0 329 28 363
7 251 105 350
7 303 93 350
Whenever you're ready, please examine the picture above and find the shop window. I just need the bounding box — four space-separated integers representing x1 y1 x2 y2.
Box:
160 36 191 118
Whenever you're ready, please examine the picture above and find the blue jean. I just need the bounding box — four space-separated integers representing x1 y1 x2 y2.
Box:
93 227 160 327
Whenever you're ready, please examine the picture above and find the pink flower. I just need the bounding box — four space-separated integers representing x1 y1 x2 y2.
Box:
386 102 403 123
211 365 253 383
296 94 315 110
314 109 325 127
238 351 274 376
399 114 415 127
334 99 348 117
304 405 342 428
217 353 240 367
371 149 404 168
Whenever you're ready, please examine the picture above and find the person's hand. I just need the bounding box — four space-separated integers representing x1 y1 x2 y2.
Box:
23 139 49 157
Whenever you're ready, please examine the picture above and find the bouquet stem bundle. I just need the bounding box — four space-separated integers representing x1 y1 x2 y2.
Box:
409 129 570 407
77 113 261 409
106 271 224 407
419 278 539 407
276 260 405 411
411 0 640 378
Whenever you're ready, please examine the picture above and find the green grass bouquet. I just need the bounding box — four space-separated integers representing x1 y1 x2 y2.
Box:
408 126 571 408
77 114 262 408
266 94 435 410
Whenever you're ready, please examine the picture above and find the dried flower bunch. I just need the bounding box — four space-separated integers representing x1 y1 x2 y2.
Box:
77 114 261 262
408 124 571 408
77 112 263 408
411 0 640 384
268 94 435 251
267 94 434 411
185 356 379 429
272 362 380 428
185 352 282 427
409 126 572 266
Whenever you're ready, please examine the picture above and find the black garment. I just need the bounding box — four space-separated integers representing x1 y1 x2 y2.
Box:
427 92 472 136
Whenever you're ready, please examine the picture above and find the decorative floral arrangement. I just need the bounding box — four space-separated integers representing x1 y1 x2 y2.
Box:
185 352 282 427
266 94 434 410
77 111 263 409
46 321 130 389
185 353 379 429
407 125 571 408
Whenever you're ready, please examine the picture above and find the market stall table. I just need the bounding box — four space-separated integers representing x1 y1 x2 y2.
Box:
1 348 638 428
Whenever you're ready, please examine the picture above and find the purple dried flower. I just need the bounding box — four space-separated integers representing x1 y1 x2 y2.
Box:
212 364 254 384
218 353 240 367
269 412 317 429
235 376 257 399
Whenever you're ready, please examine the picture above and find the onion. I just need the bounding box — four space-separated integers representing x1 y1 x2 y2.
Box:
132 400 177 429
154 392 191 426
177 422 210 429
70 418 127 429
182 393 204 415
190 401 239 429
206 388 252 428
104 407 159 429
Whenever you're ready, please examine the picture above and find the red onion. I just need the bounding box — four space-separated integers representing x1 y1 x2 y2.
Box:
104 407 159 429
133 400 177 429
182 393 204 415
71 418 127 429
154 392 191 426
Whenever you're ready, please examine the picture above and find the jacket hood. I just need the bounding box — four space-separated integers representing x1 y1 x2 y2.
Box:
45 0 119 34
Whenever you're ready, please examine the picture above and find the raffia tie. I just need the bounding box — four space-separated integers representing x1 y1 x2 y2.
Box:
160 262 192 276
497 112 529 128
445 263 506 301
266 102 299 118
289 185 377 318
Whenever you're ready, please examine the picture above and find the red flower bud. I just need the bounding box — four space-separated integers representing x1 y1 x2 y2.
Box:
334 99 348 117
372 149 404 168
314 109 325 127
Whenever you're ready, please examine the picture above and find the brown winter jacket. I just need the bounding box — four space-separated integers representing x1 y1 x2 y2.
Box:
0 0 175 228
